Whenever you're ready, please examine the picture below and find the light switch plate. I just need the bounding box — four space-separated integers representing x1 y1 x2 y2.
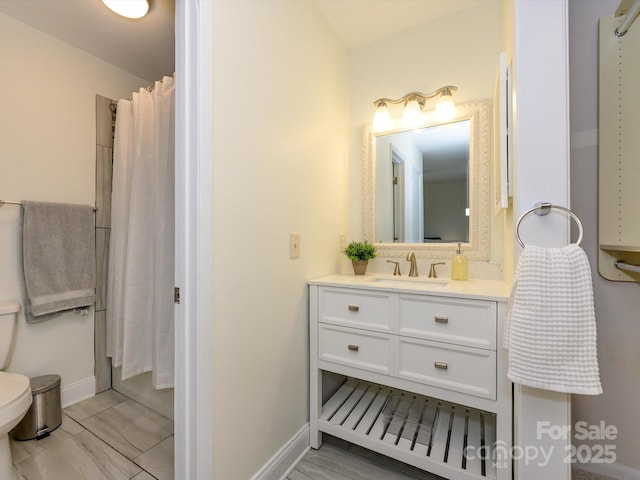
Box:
290 233 300 259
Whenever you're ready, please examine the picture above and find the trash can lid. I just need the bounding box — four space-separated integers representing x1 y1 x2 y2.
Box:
30 374 61 395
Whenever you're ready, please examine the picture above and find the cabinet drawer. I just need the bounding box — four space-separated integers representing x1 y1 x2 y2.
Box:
396 337 496 400
397 294 496 349
319 324 392 375
319 287 393 332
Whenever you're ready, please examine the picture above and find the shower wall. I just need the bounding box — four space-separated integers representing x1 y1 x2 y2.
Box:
95 95 114 393
95 95 174 420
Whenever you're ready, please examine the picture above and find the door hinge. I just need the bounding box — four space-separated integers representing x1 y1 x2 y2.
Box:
392 176 398 185
174 287 181 304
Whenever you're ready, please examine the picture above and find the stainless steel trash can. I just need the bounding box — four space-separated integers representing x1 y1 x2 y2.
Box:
12 374 62 440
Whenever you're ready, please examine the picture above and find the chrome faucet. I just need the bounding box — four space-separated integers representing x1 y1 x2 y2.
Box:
406 252 418 277
428 262 446 278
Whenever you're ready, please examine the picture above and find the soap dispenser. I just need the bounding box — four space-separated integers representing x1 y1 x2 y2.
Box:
451 242 468 281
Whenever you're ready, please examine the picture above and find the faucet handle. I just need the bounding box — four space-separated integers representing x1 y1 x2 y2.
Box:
386 260 401 276
428 262 446 278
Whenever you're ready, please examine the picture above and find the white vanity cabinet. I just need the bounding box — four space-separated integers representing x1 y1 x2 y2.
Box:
309 275 513 480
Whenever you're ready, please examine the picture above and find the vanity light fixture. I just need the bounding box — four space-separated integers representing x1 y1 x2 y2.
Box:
372 86 458 131
434 87 455 121
101 0 152 19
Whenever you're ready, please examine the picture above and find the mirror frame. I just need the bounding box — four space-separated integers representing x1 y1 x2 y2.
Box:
362 100 491 260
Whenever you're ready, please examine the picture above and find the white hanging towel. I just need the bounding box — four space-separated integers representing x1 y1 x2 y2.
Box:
504 244 602 395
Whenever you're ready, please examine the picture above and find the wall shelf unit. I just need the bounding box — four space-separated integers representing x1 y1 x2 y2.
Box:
598 13 640 282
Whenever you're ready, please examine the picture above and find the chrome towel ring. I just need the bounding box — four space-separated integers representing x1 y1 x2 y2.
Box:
515 202 584 248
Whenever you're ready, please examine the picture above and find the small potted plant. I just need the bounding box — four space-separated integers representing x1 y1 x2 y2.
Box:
344 240 377 275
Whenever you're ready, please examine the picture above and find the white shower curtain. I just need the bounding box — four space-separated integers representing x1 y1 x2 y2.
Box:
106 76 175 389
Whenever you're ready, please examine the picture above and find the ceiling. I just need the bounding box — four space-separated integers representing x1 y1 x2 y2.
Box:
0 1 488 82
392 120 469 184
412 120 470 183
314 0 494 50
0 0 175 82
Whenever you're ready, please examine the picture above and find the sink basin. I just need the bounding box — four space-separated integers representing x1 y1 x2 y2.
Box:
368 275 448 287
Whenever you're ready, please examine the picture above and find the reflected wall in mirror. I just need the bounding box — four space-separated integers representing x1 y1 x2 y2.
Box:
363 101 490 260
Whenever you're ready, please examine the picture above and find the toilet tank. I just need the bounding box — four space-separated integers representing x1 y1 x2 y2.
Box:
0 302 20 370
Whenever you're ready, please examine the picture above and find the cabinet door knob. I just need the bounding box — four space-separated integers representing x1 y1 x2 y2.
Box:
434 361 448 370
348 305 359 312
434 316 449 324
348 344 359 352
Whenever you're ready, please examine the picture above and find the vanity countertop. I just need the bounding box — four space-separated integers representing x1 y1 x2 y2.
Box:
309 273 512 302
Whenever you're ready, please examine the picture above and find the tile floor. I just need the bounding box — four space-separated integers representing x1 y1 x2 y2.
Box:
10 396 610 480
288 435 445 480
288 437 615 480
10 389 173 480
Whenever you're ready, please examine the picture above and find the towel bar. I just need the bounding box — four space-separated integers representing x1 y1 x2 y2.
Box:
614 260 640 273
515 202 584 248
0 200 97 212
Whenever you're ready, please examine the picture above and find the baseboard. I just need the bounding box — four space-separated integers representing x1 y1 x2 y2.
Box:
249 423 310 480
61 376 95 408
576 461 640 480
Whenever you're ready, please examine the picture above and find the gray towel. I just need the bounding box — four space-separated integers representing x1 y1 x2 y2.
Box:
22 201 96 322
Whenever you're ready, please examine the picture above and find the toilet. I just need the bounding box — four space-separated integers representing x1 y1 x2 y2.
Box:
0 302 32 480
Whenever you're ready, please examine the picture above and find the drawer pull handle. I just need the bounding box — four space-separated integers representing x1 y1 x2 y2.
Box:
348 305 359 312
435 316 449 324
434 361 448 370
348 344 359 352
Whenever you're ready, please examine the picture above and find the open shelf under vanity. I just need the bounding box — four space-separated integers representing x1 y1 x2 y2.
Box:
321 378 497 480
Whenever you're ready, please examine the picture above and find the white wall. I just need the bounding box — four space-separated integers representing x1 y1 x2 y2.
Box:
210 2 349 478
349 2 505 278
0 14 148 395
569 0 640 475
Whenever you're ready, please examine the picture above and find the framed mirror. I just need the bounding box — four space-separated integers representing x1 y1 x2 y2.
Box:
362 100 491 260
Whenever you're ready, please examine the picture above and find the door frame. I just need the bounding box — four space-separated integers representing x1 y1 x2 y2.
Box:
175 0 215 477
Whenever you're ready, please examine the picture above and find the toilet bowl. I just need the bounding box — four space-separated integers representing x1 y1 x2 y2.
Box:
0 373 31 479
0 302 32 480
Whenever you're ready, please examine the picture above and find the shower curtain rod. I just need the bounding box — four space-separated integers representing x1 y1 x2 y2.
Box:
615 0 640 36
111 83 158 113
0 200 97 212
111 74 176 113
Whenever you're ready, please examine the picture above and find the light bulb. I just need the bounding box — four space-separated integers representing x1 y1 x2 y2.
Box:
402 98 423 127
101 0 151 19
372 103 391 131
435 90 455 121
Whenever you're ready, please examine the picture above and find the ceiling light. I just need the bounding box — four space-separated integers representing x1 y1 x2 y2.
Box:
101 0 151 19
372 86 458 132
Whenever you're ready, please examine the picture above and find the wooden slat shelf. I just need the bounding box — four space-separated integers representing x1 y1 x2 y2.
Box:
319 378 497 480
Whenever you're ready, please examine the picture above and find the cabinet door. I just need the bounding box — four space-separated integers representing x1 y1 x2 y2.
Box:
397 293 496 350
396 336 496 400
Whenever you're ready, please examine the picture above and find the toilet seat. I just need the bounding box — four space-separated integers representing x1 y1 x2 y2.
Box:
0 372 31 422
